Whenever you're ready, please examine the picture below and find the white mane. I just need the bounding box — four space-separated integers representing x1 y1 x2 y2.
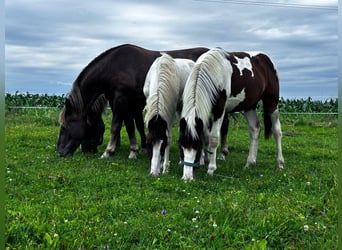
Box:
181 48 233 139
144 53 194 126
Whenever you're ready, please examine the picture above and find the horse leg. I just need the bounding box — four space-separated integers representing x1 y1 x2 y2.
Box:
270 108 284 169
124 117 139 159
162 129 171 174
244 109 260 168
101 115 123 158
206 116 224 176
135 111 147 152
218 112 229 160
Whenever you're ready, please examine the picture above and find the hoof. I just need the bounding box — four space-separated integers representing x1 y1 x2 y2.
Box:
101 152 110 159
128 151 138 159
150 172 160 177
217 153 226 161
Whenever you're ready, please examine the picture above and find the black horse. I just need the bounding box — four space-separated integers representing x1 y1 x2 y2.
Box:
57 44 209 157
58 93 106 154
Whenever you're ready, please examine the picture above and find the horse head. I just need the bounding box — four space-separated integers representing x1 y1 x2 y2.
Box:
57 98 87 157
178 117 204 180
57 94 107 157
80 114 105 153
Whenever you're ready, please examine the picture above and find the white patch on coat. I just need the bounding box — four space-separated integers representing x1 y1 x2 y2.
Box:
226 88 246 112
234 56 254 77
246 51 261 57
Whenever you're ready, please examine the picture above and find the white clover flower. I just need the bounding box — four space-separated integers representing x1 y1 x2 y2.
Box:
304 225 309 231
213 223 218 228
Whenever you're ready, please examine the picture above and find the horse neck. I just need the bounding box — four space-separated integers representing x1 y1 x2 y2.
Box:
71 81 103 115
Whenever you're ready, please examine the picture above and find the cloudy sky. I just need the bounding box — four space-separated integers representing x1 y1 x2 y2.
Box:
5 0 338 100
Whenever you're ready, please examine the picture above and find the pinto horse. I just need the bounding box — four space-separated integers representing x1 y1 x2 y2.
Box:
179 48 284 180
57 44 208 158
143 53 195 176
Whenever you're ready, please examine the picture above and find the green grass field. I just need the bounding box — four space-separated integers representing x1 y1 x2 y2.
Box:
5 108 337 249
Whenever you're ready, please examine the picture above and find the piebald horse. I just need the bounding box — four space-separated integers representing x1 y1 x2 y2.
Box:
143 53 195 176
179 48 284 180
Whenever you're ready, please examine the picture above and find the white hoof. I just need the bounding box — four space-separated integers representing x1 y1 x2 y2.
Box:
101 152 110 159
128 151 138 159
217 153 226 161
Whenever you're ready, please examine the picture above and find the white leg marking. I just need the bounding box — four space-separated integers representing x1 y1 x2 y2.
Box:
162 132 171 174
150 140 163 177
101 135 116 158
271 109 284 169
162 144 170 175
181 148 197 181
206 117 223 175
128 144 139 159
244 110 260 168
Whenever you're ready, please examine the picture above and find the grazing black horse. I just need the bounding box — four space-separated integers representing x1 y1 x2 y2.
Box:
57 44 208 157
58 93 107 155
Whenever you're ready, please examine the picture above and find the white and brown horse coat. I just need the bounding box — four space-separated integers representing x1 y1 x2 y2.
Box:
225 51 284 170
179 48 284 180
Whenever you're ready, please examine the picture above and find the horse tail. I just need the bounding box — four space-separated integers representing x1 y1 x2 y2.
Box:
263 107 272 139
259 53 280 140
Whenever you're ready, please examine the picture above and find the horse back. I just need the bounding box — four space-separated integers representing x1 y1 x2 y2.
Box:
91 44 207 93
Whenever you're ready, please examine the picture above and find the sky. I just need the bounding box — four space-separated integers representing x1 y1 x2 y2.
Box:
5 0 338 100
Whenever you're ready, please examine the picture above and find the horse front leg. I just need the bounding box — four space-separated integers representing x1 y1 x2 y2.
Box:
124 117 139 159
218 112 229 160
101 115 123 158
162 129 171 175
206 117 224 176
244 109 260 168
270 108 284 169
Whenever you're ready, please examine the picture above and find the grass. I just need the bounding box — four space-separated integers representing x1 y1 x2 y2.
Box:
5 109 338 249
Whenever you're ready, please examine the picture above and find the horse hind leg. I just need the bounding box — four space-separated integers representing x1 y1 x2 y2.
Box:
244 109 260 168
135 111 147 152
270 109 284 169
125 117 139 159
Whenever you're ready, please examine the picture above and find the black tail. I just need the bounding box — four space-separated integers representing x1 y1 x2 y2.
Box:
259 53 279 140
263 110 272 139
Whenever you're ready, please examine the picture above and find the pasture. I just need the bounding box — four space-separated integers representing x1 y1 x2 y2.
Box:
5 100 337 249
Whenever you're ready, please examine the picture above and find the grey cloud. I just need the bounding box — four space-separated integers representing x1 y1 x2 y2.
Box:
5 0 338 99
